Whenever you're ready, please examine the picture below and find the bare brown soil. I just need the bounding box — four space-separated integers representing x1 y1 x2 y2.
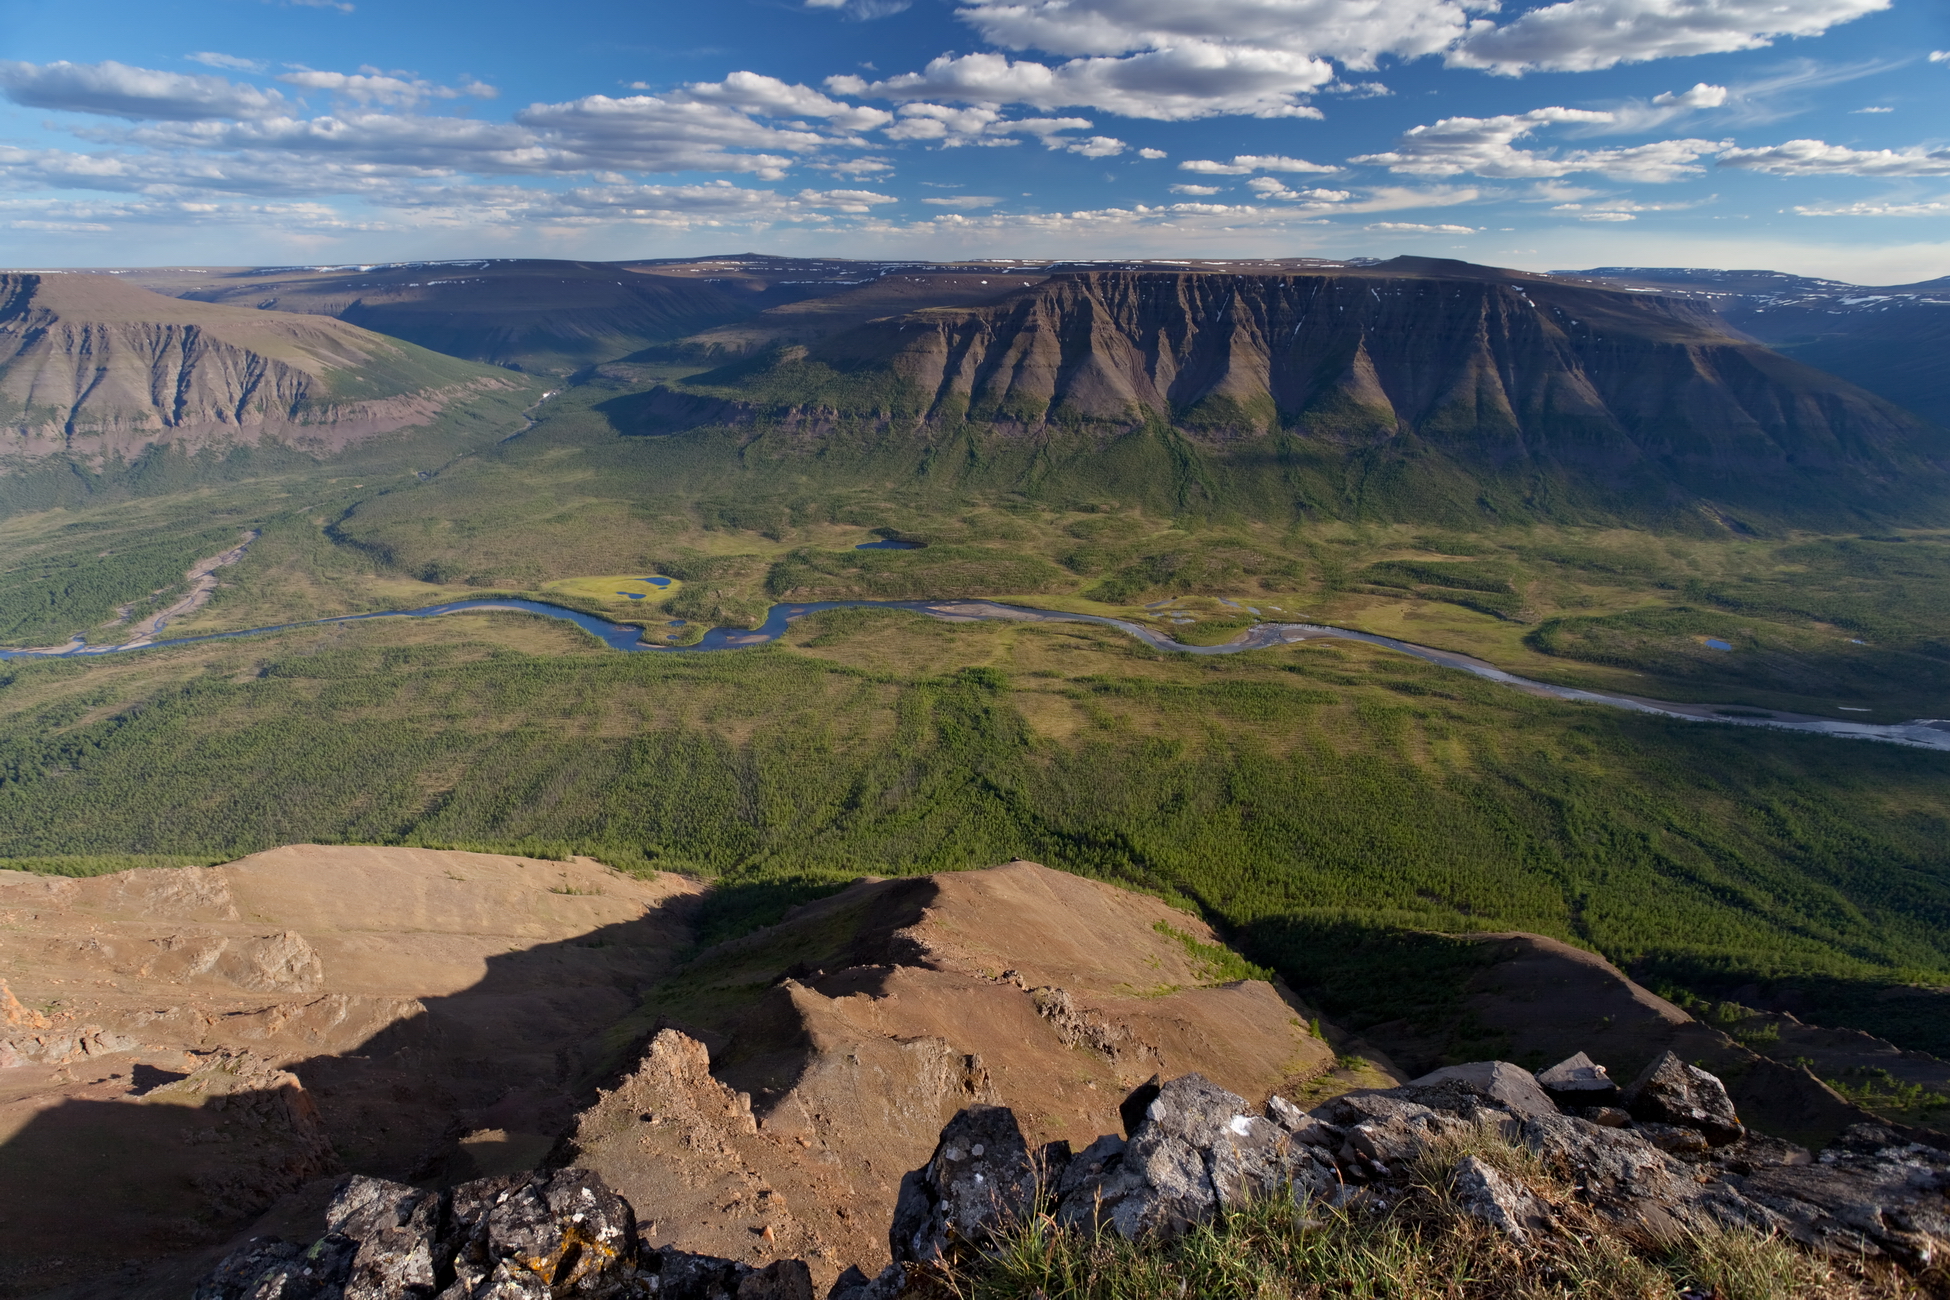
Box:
0 846 702 1298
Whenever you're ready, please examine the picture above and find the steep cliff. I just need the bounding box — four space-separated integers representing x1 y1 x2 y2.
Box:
0 272 516 470
642 258 1947 524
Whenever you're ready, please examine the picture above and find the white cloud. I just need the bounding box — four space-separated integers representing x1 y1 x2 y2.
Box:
1587 82 1728 134
803 0 912 15
1066 135 1128 157
1178 154 1338 175
1577 210 1636 221
1353 108 1725 181
277 68 498 107
1137 147 1167 159
922 194 1003 207
1794 199 1950 215
828 47 1333 120
1170 183 1222 194
0 60 291 120
1366 221 1476 232
676 71 892 131
187 53 266 73
1932 51 1949 62
1718 139 1950 176
1448 0 1890 74
1850 106 1894 113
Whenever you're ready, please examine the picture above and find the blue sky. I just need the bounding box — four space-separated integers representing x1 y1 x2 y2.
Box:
2 0 1946 277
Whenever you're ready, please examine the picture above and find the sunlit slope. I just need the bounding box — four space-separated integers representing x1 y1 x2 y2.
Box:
622 258 1948 527
0 272 516 470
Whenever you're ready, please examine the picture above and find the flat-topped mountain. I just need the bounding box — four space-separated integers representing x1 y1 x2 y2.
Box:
0 272 516 471
627 257 1947 525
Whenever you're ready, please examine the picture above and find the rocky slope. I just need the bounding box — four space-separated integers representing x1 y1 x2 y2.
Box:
636 258 1946 523
5 853 1941 1298
0 274 516 471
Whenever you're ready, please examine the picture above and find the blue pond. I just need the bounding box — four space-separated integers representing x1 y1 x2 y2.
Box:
856 539 922 550
1704 638 1734 651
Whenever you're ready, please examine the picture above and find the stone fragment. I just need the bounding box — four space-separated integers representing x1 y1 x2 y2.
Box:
889 1104 1037 1265
480 1168 636 1296
825 1263 915 1300
1266 1093 1341 1148
196 1234 357 1300
1406 1062 1558 1120
1535 1053 1619 1108
1634 1122 1711 1155
737 1259 816 1300
1733 1124 1950 1267
640 1245 752 1300
1451 1155 1550 1242
1575 1107 1631 1128
1622 1052 1744 1146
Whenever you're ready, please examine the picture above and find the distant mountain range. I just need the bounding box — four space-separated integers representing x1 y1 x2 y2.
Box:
1558 266 1950 428
19 253 1949 528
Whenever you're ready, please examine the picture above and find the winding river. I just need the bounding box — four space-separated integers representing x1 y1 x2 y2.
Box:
4 596 1945 752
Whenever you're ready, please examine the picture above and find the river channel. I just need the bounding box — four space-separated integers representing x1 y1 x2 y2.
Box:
4 596 1946 752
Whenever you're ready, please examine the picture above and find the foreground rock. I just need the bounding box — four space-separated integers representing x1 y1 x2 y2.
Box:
201 1054 1950 1300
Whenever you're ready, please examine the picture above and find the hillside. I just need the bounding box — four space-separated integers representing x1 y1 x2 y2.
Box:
0 272 516 472
1561 266 1950 428
628 258 1948 527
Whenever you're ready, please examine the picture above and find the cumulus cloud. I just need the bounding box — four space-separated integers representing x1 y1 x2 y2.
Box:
1353 108 1726 181
675 71 892 131
277 68 499 107
828 47 1333 120
1137 147 1166 159
921 194 1003 206
1718 139 1950 175
1587 82 1728 134
818 0 1889 126
0 60 291 120
1170 183 1222 194
1178 154 1338 175
1366 221 1476 232
1447 0 1891 74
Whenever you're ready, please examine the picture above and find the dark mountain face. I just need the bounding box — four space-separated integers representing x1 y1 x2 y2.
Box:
657 260 1943 523
1560 266 1950 427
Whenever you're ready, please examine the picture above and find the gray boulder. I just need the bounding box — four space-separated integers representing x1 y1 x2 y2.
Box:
1622 1052 1745 1146
1732 1124 1950 1266
889 1104 1039 1265
1056 1074 1338 1239
1535 1053 1619 1109
192 1236 358 1300
1406 1062 1558 1121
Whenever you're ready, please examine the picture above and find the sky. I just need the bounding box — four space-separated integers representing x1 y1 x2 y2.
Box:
1 0 1946 278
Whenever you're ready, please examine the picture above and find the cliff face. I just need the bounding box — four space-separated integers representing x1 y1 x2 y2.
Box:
809 263 1936 484
0 273 513 468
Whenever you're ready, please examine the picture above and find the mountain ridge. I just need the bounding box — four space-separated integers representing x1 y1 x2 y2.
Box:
0 272 519 471
618 259 1946 526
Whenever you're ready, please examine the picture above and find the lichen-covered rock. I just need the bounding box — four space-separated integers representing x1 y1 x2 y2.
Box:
1451 1156 1550 1242
477 1168 636 1296
1634 1121 1711 1155
329 1175 444 1299
1056 1074 1338 1239
1535 1053 1619 1109
1732 1124 1950 1267
194 1234 357 1300
1622 1052 1744 1146
889 1104 1037 1265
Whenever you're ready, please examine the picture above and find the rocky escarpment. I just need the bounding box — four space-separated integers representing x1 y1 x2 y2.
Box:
640 258 1946 519
0 273 516 469
196 1052 1950 1298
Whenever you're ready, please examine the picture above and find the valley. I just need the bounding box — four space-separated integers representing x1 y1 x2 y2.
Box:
1 251 1947 1296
